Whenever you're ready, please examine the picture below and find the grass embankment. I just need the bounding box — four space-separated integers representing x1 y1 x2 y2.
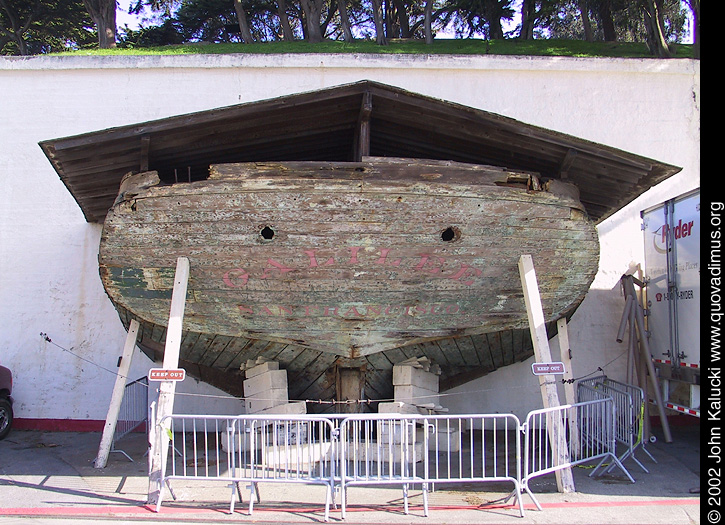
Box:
55 38 694 59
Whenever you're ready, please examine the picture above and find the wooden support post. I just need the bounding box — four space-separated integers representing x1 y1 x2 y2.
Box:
336 365 366 414
518 255 575 493
353 92 373 161
147 257 190 506
557 318 579 457
94 319 140 469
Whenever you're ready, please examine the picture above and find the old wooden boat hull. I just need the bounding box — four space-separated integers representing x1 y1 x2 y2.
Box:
99 158 599 407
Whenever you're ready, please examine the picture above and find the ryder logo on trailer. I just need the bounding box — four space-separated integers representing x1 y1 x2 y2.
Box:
652 218 696 255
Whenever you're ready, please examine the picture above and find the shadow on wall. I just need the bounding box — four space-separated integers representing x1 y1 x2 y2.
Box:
442 285 648 420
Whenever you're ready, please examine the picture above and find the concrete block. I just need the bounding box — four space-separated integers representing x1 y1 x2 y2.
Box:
255 401 307 415
394 384 440 406
269 421 308 445
377 401 423 415
243 369 288 396
246 388 288 413
258 442 332 465
245 360 280 378
344 441 425 464
379 421 415 444
393 364 439 391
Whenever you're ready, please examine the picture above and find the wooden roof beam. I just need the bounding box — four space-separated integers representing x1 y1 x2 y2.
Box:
140 135 151 172
558 148 578 180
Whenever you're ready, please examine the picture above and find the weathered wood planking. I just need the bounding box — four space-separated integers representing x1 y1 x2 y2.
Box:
116 295 556 411
100 158 598 359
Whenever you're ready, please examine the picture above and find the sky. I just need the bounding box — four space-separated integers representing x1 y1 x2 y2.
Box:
116 4 152 29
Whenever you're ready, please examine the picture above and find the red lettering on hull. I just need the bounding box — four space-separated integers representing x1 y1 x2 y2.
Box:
222 246 484 289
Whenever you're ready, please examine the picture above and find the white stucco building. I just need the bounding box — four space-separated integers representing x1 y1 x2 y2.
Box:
0 53 699 428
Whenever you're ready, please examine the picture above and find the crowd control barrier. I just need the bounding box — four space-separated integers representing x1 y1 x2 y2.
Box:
522 394 634 510
151 398 637 520
154 414 337 521
577 376 656 472
338 413 524 518
111 376 148 461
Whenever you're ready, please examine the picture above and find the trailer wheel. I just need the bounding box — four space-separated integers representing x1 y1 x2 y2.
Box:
0 397 12 440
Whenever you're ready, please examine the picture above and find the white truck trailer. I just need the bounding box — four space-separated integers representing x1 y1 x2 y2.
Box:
641 188 700 417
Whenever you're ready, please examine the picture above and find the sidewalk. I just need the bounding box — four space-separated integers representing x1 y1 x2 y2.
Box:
0 423 700 524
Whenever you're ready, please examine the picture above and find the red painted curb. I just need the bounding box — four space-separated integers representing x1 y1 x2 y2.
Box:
0 498 700 517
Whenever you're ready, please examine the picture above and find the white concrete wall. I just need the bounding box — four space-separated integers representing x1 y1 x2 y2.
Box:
0 54 699 423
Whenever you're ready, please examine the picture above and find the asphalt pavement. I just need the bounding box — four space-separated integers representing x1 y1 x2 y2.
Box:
0 422 700 524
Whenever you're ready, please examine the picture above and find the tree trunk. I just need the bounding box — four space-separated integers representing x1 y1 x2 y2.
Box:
519 0 535 40
83 0 116 48
424 0 433 43
578 0 593 41
299 0 324 42
597 0 616 41
384 0 393 38
337 0 354 41
233 0 255 43
371 0 387 44
483 0 504 39
392 0 410 38
642 0 671 57
277 0 295 41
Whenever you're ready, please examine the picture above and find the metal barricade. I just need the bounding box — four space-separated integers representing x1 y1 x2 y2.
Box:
155 414 337 521
151 401 629 520
234 416 337 519
111 376 148 461
156 414 239 513
339 413 429 518
522 394 633 511
577 376 656 472
338 413 524 518
424 414 524 517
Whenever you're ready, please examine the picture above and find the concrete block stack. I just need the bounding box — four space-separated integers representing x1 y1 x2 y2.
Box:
378 357 446 415
222 358 306 453
378 357 459 451
242 358 306 415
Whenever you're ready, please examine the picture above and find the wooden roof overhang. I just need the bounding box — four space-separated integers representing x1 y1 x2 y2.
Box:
39 80 681 224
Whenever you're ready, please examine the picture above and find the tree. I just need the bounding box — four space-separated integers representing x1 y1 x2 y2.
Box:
105 0 700 52
641 0 671 56
577 0 593 41
595 0 615 40
0 0 41 54
446 0 513 39
423 0 434 42
536 0 688 52
83 0 116 47
519 0 539 39
119 18 185 46
370 0 386 43
233 0 255 41
518 0 562 40
277 0 296 40
684 0 698 58
1 0 93 55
